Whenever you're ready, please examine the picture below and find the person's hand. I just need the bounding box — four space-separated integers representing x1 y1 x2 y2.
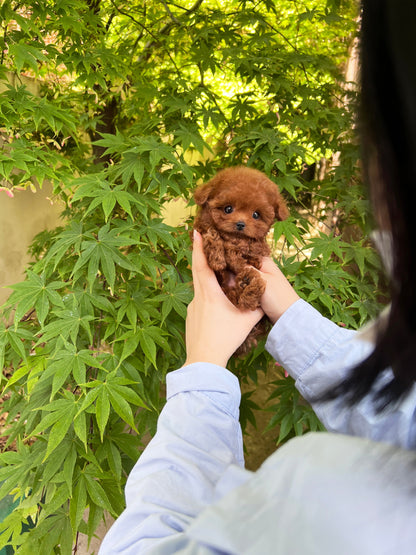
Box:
258 258 300 324
184 231 264 368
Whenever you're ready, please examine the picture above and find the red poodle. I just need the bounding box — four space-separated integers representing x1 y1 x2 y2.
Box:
193 166 289 354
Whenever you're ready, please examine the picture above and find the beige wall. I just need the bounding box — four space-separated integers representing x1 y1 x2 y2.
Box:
161 198 194 227
0 190 195 307
0 72 61 305
0 183 62 305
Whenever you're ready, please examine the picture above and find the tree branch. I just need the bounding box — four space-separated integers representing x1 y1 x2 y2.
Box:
137 0 204 63
160 0 181 25
186 0 204 15
105 10 116 31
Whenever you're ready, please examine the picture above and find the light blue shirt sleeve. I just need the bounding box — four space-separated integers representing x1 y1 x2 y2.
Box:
266 299 416 449
98 364 252 554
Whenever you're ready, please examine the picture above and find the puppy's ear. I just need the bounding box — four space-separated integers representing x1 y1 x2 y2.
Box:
194 181 215 206
273 191 289 221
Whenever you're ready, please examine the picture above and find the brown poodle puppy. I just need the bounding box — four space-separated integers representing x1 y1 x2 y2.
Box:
193 166 289 355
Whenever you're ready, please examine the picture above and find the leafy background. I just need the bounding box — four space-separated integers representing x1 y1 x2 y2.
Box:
0 0 385 552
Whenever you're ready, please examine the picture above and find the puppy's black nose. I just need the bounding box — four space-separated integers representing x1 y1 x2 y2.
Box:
236 221 245 231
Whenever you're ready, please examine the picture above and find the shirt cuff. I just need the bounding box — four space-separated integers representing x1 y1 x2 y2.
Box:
265 299 351 380
167 363 241 417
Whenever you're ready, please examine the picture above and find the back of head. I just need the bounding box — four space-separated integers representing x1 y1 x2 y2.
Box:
333 0 416 407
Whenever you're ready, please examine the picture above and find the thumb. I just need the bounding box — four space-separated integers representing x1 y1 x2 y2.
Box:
191 230 221 296
192 230 209 273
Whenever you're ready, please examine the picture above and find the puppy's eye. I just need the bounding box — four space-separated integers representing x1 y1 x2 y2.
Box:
224 205 233 214
252 211 260 220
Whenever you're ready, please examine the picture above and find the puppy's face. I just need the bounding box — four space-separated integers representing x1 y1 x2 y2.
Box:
194 167 289 240
207 186 275 240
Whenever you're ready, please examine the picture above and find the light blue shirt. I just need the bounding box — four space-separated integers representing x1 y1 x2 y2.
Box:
99 300 416 554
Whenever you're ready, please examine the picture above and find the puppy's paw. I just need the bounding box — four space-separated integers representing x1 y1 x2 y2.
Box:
207 253 227 272
235 268 265 310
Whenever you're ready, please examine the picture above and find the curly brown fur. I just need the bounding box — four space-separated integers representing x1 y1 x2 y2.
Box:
193 166 289 356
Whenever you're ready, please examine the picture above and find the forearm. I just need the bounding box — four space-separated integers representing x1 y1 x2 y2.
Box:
99 364 246 554
266 299 416 449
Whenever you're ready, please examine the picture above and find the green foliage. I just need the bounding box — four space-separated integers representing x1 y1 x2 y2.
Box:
266 369 326 445
0 0 386 552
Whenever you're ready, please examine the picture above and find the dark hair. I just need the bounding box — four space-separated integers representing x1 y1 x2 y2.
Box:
331 0 416 409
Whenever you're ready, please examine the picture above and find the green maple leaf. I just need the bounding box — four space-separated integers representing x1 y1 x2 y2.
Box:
71 224 139 291
8 271 66 328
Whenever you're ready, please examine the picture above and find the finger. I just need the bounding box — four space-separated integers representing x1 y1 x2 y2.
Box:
191 230 221 295
191 230 210 274
244 258 276 275
259 257 280 274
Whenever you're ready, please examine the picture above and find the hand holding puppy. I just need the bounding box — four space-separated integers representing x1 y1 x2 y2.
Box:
258 257 300 324
184 231 264 368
